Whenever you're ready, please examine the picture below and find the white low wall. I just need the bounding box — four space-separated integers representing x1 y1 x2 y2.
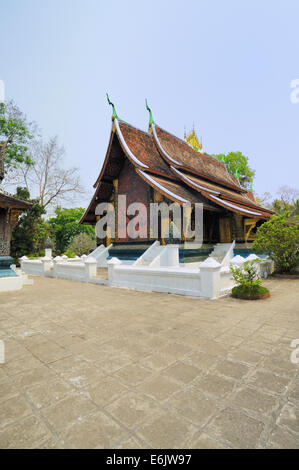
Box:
108 250 236 299
20 256 53 277
108 262 202 296
21 255 97 283
54 258 96 282
0 275 23 292
19 244 275 300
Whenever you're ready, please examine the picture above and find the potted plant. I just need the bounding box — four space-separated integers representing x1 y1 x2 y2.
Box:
230 260 270 300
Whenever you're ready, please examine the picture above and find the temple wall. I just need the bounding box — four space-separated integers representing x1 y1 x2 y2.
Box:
116 159 150 242
0 208 10 255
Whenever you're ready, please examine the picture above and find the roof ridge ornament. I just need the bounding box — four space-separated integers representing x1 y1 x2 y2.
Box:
145 99 155 125
234 168 239 180
184 126 203 152
106 93 119 120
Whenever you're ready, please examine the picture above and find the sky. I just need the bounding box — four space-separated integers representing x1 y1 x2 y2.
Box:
1 0 299 208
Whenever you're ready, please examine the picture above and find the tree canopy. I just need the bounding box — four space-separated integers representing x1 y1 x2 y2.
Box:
255 186 299 217
0 101 35 179
10 191 49 260
48 207 95 254
212 151 255 188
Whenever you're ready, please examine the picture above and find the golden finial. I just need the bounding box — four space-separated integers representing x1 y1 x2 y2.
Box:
184 126 202 151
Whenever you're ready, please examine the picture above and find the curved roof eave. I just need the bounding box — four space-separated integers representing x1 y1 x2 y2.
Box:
137 169 188 205
114 119 149 170
93 122 116 188
202 191 269 219
170 166 273 215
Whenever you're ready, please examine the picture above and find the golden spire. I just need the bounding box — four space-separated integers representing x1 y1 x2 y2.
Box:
184 126 202 151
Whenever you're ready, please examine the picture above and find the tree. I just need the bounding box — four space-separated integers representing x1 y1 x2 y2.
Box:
253 214 299 273
271 199 292 215
292 199 299 216
67 232 96 256
212 151 255 187
0 101 35 181
15 186 30 201
4 136 85 209
255 191 273 208
48 207 95 254
11 136 85 209
271 186 299 215
10 195 50 260
277 185 299 206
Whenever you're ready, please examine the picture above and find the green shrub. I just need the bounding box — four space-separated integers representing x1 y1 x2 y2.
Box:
67 233 96 257
48 207 95 254
253 214 299 273
63 249 76 258
230 259 269 298
232 285 269 298
27 250 45 259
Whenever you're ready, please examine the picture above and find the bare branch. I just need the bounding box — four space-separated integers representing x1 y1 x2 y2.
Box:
3 136 86 208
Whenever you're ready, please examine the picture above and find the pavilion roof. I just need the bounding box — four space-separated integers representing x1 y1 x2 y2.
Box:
0 189 32 210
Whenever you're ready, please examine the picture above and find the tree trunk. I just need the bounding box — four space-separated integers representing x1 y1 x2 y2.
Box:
0 144 5 182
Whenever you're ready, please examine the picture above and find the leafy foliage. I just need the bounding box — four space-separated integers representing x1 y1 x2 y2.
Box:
48 207 95 254
232 284 269 298
63 249 76 258
253 214 299 273
271 186 299 216
67 232 96 256
230 260 262 289
10 198 49 260
213 151 255 187
0 101 34 170
15 186 30 201
230 260 269 298
256 186 299 216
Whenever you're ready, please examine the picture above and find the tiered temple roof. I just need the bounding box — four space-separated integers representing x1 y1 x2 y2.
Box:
80 102 273 225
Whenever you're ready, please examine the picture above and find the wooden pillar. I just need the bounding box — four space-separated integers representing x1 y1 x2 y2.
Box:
219 216 232 242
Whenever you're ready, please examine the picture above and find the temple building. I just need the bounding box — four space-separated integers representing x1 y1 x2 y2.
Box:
0 189 31 256
80 99 273 247
0 145 32 257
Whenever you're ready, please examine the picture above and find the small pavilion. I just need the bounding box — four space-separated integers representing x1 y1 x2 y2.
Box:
0 145 32 277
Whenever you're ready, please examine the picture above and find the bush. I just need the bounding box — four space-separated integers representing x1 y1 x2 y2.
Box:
63 249 76 258
230 260 269 298
11 199 50 259
67 233 96 257
26 250 45 259
253 214 299 273
232 285 269 299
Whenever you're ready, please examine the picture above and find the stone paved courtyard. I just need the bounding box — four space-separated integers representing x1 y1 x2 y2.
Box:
0 276 298 449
